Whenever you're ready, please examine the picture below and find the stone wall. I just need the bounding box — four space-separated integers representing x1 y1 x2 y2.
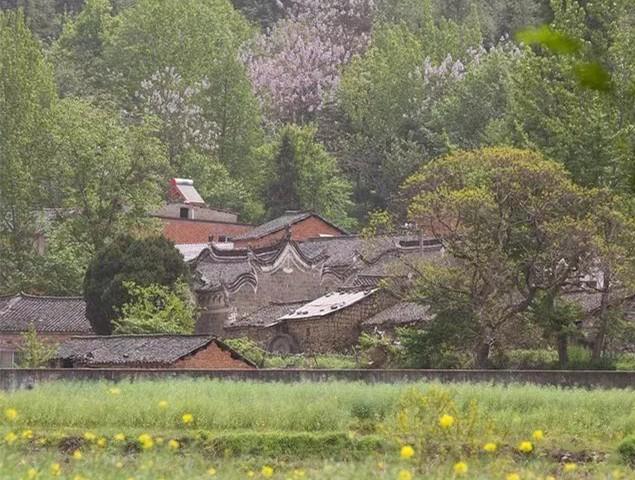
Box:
1 368 634 391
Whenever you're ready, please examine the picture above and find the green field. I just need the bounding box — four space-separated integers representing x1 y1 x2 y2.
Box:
1 380 634 479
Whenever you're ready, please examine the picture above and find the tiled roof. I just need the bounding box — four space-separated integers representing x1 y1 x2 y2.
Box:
232 212 346 241
56 335 256 367
161 218 252 245
363 302 433 327
280 289 377 320
0 294 92 333
227 301 309 328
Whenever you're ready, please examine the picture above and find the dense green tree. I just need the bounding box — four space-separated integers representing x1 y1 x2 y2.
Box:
49 98 168 252
256 125 355 229
404 148 596 367
103 0 263 178
113 281 196 334
0 9 56 293
83 235 188 335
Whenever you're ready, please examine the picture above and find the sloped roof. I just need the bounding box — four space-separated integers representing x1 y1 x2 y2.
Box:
0 294 92 333
170 178 205 205
232 211 346 241
227 301 309 328
280 289 377 320
363 302 433 327
56 335 256 367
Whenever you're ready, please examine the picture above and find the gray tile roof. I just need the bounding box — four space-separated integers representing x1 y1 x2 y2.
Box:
232 212 346 241
363 302 433 327
56 335 256 367
227 301 308 328
0 294 92 333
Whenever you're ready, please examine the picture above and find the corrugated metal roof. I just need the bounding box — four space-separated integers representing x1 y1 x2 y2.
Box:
280 289 377 320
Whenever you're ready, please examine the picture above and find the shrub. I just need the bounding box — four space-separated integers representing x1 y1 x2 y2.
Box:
497 349 559 370
618 435 635 465
615 354 635 371
223 338 268 368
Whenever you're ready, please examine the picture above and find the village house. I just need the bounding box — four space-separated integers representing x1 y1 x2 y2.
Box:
0 293 93 367
55 335 256 369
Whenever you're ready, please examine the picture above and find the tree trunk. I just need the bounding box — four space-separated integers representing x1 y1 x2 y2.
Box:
592 271 612 363
557 333 568 369
475 341 491 369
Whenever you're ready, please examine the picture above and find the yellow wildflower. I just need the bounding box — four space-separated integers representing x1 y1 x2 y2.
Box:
21 430 33 439
116 462 124 469
439 414 455 429
612 470 624 479
109 387 121 395
247 471 255 478
398 470 413 480
113 433 126 442
532 430 544 441
182 413 194 425
400 445 415 459
293 469 305 479
518 441 533 454
138 433 154 450
73 475 86 480
97 437 107 448
207 467 217 476
483 442 497 453
506 474 520 480
158 400 169 409
453 462 468 476
261 465 274 478
50 463 61 477
546 476 556 480
4 408 18 421
168 439 180 450
27 467 38 479
72 450 82 460
83 432 96 442
563 463 577 473
4 431 17 444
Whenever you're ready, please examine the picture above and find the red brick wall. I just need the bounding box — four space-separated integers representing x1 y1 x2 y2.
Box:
160 218 253 244
233 216 344 249
172 342 254 369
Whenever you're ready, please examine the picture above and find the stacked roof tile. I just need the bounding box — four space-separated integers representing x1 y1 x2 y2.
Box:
0 294 92 333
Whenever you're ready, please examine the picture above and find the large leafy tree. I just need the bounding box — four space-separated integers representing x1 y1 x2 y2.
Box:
256 124 355 229
83 235 188 335
404 148 596 367
103 0 263 177
0 9 56 293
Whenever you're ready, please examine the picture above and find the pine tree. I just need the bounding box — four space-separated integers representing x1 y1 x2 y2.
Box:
266 131 301 218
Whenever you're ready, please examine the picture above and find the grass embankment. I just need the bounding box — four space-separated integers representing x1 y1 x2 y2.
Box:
0 380 634 478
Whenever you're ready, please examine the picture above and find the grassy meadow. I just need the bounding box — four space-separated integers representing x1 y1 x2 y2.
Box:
0 380 634 479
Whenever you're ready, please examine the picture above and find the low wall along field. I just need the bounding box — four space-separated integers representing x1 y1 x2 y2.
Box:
0 377 634 478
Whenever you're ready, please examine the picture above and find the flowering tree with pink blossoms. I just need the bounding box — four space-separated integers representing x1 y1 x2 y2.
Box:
246 0 374 124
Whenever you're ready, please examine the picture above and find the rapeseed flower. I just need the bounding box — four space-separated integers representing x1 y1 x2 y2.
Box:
27 467 38 479
483 442 497 453
50 463 61 476
116 462 124 469
293 469 305 478
4 431 17 444
261 465 274 478
439 414 455 428
563 463 577 473
247 471 255 478
207 467 217 476
158 400 168 409
21 429 33 439
398 470 412 480
97 437 107 448
4 408 17 421
138 433 154 450
506 474 520 480
518 441 533 453
400 445 415 459
72 450 82 460
109 387 121 395
182 413 194 425
453 462 468 476
532 430 544 441
168 439 180 450
83 432 96 442
113 433 126 442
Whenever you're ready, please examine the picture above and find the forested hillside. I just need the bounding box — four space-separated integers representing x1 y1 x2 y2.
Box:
1 0 634 295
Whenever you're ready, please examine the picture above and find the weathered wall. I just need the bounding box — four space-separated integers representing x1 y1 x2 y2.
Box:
159 218 252 244
173 342 254 369
1 368 634 391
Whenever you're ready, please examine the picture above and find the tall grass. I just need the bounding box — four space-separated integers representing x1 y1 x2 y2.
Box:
1 380 634 445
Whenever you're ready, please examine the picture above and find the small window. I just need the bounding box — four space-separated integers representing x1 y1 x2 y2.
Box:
179 207 189 219
218 236 229 242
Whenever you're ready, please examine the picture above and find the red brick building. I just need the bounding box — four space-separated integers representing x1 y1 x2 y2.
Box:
231 211 346 249
0 294 93 367
55 335 256 369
